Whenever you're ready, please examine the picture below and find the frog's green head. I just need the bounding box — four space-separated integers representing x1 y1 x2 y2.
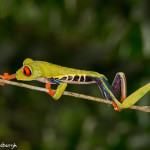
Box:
16 58 43 81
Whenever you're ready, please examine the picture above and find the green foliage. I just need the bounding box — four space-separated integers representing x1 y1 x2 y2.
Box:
0 0 150 150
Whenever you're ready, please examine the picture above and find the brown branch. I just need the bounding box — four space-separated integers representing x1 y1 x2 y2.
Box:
0 79 150 112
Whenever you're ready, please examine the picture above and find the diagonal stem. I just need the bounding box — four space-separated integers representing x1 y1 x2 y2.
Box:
0 79 150 112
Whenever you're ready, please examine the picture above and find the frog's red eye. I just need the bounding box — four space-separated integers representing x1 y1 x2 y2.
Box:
23 66 31 76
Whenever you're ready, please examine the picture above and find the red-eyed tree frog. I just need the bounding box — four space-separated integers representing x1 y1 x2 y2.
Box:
0 58 149 111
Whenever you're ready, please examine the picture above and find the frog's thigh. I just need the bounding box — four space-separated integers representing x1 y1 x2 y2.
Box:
53 83 67 100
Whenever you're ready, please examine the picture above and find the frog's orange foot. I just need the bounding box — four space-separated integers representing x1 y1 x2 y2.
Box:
0 82 5 86
45 83 55 97
0 73 16 86
112 101 122 111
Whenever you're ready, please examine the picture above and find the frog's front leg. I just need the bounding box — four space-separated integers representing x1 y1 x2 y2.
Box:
46 82 67 100
0 73 16 85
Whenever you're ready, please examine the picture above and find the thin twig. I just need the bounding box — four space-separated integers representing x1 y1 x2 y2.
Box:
0 79 150 112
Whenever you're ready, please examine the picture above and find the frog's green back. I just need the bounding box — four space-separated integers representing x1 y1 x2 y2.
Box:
35 60 103 78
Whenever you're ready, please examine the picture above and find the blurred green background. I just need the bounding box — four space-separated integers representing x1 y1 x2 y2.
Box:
0 0 150 150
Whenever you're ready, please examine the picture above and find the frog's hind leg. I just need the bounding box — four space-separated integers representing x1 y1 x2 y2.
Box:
111 72 127 103
95 73 150 110
93 76 121 110
111 72 127 110
93 73 127 111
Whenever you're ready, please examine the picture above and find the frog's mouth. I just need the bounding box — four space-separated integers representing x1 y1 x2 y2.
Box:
15 72 32 81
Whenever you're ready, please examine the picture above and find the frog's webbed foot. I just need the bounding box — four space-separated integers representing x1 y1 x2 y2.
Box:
111 102 122 111
0 73 16 85
45 83 55 97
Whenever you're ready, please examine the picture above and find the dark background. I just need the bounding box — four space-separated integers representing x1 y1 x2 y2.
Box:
0 0 150 150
